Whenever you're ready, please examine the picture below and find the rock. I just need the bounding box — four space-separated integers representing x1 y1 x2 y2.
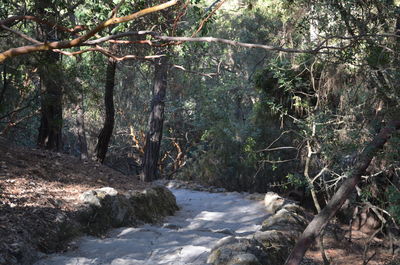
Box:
211 236 238 252
79 187 118 207
7 241 38 265
207 238 268 265
208 193 310 265
227 253 261 265
77 185 178 235
261 206 308 235
129 185 179 224
264 192 285 214
212 187 227 193
162 223 182 230
166 180 185 189
98 187 118 196
254 202 310 264
162 179 228 193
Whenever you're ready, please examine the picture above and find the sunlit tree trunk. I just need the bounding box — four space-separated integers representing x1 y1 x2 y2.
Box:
142 56 168 182
95 56 116 163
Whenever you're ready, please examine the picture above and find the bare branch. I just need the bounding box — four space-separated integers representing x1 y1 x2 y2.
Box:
261 158 297 164
111 0 126 18
171 64 218 78
84 31 155 45
152 35 332 53
0 25 42 45
311 167 328 183
192 0 227 37
257 130 295 152
55 46 164 61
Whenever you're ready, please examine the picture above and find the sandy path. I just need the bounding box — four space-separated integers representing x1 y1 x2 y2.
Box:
34 189 268 265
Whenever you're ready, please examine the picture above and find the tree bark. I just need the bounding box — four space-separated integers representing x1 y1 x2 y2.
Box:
37 51 63 151
285 120 400 265
95 56 116 163
142 56 168 182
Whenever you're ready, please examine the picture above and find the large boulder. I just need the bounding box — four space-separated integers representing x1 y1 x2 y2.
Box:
77 185 178 235
128 185 179 224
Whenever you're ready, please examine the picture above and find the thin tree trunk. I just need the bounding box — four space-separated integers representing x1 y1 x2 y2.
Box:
285 120 400 265
76 89 88 160
95 56 116 163
0 63 8 106
142 56 168 182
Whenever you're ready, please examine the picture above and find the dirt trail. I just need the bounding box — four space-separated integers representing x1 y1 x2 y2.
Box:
34 189 268 265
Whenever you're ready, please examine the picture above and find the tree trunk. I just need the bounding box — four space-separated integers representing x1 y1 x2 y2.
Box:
285 120 400 265
95 56 116 163
76 89 88 160
142 56 168 182
0 63 8 107
37 52 63 151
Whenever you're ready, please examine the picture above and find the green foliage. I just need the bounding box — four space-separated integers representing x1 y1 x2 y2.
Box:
285 173 307 189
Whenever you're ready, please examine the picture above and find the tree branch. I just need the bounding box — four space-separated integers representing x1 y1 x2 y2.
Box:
0 25 42 44
0 15 87 34
0 0 179 62
171 64 218 78
55 46 164 61
152 35 335 53
84 31 155 45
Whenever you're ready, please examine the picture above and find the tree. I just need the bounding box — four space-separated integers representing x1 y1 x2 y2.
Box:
95 54 117 163
142 55 168 182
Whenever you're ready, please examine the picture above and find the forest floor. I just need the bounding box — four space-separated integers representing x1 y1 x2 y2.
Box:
0 137 149 263
304 225 396 265
0 137 398 265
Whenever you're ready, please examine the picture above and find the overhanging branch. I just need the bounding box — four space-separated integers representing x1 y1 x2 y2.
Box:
0 0 179 63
